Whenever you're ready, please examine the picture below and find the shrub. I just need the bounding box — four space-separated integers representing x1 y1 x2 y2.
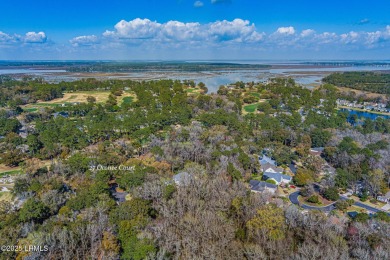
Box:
360 191 368 202
335 200 349 212
293 169 314 186
323 187 339 201
266 179 277 185
307 195 319 204
375 212 390 222
355 213 369 222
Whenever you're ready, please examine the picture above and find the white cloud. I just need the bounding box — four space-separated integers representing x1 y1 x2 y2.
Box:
67 19 390 56
194 1 204 7
358 18 370 25
162 21 204 41
340 31 360 44
209 19 261 42
276 26 295 35
104 18 161 39
102 18 263 44
300 29 315 37
314 32 338 44
211 0 231 3
365 25 390 45
0 31 19 43
24 32 47 43
70 35 99 46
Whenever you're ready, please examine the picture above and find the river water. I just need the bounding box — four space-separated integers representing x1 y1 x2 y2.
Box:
340 108 390 120
1 65 390 93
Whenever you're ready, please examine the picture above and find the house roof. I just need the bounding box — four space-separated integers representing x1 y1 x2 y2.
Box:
261 163 284 173
259 155 276 166
263 172 292 183
311 147 324 152
109 184 128 203
173 172 193 185
380 191 390 199
249 180 277 192
112 192 127 202
347 211 358 219
53 111 69 118
310 147 324 156
289 163 297 174
322 164 336 174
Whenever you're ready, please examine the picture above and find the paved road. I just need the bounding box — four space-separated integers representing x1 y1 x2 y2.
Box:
340 196 387 214
289 192 389 214
289 191 336 211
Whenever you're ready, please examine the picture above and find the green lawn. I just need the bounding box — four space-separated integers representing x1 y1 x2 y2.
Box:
249 92 261 98
23 108 38 112
244 103 259 113
0 169 22 177
33 103 61 107
0 192 12 202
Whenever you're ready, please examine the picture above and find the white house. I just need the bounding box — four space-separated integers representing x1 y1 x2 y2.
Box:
378 192 390 204
263 172 292 185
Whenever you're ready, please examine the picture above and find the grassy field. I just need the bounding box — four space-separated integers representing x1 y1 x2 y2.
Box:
0 169 22 177
185 88 202 95
23 91 136 111
337 86 388 100
249 92 261 98
0 192 12 202
0 164 22 177
243 103 259 113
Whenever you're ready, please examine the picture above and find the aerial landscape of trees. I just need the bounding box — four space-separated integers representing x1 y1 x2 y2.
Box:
0 75 389 259
323 71 390 94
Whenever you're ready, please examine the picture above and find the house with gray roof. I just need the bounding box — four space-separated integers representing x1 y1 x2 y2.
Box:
322 163 336 175
259 155 276 166
263 172 292 185
310 147 324 156
173 172 193 186
53 111 69 118
249 180 277 194
378 191 390 204
260 163 284 174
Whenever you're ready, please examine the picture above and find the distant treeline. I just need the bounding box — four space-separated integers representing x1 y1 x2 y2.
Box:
65 62 270 72
323 72 390 94
304 62 390 66
0 61 270 72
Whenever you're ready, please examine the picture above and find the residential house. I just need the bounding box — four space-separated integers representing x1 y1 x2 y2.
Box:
260 163 284 174
322 163 336 175
259 155 276 166
53 111 69 118
249 180 277 194
289 163 297 175
347 211 358 219
173 172 193 186
377 191 390 204
109 183 128 203
263 172 292 185
310 147 324 157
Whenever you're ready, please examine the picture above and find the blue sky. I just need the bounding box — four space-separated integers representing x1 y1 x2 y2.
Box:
0 0 390 60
